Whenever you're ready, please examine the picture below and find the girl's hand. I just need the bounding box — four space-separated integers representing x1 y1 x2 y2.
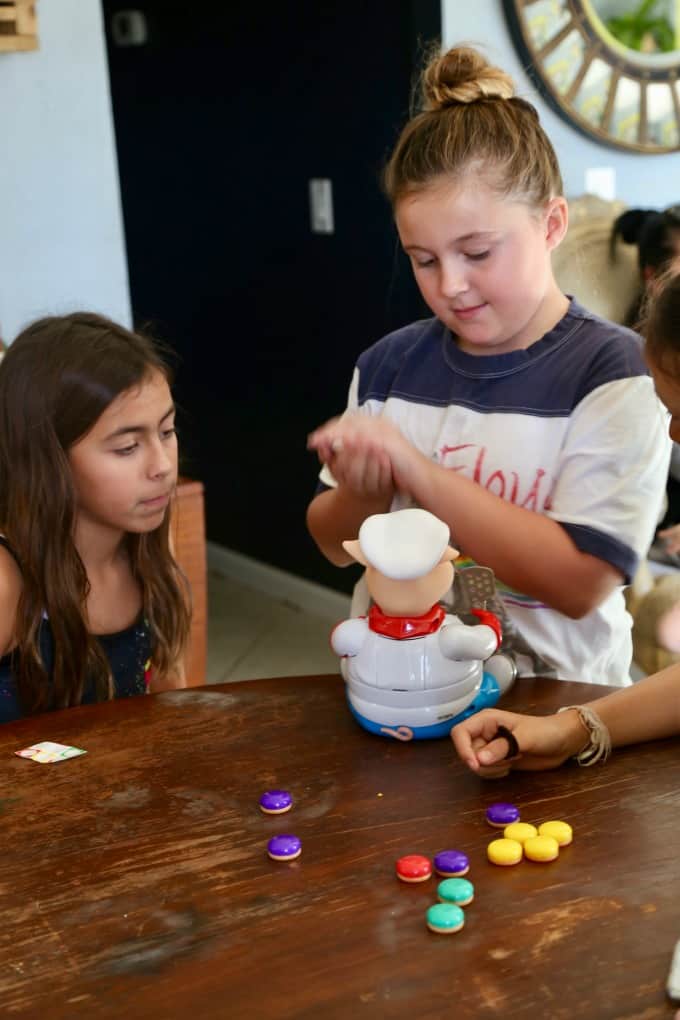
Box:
329 445 394 500
308 413 403 464
308 416 394 499
658 523 680 555
308 414 429 497
451 708 589 777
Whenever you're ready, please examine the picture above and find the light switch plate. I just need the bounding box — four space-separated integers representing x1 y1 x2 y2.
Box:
309 179 334 235
584 166 616 201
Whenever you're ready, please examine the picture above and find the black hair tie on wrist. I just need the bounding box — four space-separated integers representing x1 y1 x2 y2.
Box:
494 724 520 760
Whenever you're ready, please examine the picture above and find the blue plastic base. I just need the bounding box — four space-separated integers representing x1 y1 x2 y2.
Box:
348 671 501 741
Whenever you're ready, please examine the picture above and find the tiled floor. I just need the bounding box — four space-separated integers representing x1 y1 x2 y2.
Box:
206 570 343 683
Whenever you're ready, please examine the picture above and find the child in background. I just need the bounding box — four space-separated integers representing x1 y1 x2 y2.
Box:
0 312 191 722
610 205 680 329
450 268 680 774
612 205 680 555
307 44 669 686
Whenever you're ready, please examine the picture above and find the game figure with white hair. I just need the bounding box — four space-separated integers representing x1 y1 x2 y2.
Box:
331 508 515 740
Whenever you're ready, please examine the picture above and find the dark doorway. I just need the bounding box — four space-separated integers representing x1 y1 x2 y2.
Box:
103 1 439 593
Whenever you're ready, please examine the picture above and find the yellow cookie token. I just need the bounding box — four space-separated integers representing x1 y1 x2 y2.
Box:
538 820 573 846
503 822 537 844
487 837 523 866
524 835 559 862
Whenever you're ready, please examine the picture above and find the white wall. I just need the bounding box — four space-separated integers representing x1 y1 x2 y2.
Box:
441 0 680 207
0 0 130 343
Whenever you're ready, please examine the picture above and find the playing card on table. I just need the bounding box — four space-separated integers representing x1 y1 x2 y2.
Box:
15 741 86 763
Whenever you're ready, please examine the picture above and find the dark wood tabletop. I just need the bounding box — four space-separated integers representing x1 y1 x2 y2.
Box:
1 673 679 1020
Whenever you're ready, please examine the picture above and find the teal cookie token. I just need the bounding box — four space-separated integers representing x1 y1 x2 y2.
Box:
437 877 474 906
426 902 465 934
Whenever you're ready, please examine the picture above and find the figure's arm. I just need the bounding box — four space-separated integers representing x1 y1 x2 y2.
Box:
439 618 498 661
331 618 368 657
451 661 680 774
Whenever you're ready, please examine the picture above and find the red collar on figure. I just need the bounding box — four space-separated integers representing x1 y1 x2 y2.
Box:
368 603 446 640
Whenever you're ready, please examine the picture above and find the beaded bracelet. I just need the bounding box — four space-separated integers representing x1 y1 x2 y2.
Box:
557 704 612 765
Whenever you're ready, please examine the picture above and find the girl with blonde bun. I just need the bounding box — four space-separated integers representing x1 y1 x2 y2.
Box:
307 44 669 689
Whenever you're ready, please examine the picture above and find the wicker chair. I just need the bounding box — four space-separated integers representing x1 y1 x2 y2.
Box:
553 194 639 325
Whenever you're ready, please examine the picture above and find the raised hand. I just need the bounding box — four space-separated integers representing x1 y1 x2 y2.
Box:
308 413 428 499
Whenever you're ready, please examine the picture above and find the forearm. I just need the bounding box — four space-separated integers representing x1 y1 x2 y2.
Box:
453 665 680 774
580 663 680 747
306 487 392 566
402 455 620 617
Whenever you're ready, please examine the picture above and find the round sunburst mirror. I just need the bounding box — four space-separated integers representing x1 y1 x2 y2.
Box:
503 0 680 153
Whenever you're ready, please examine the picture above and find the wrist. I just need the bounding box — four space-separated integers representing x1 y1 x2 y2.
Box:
557 708 591 758
557 704 612 765
397 449 438 504
335 484 392 514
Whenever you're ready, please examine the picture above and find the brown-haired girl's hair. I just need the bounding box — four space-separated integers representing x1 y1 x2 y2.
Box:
383 44 563 207
0 312 191 714
643 267 680 377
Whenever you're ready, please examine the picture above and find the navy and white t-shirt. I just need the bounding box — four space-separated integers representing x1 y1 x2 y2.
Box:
319 299 670 685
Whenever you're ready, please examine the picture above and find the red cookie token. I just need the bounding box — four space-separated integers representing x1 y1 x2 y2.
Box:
396 854 433 883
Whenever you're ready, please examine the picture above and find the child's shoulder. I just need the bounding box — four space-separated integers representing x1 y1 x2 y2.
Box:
354 317 444 396
565 300 646 379
0 541 22 656
357 317 442 366
548 300 648 411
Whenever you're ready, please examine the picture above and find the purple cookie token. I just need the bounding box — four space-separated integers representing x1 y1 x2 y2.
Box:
259 789 293 814
433 849 470 877
486 802 520 828
267 834 302 861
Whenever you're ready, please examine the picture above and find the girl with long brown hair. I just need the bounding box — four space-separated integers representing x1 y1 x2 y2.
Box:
0 312 191 721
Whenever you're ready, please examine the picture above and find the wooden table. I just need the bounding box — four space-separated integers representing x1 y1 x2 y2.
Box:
1 674 679 1019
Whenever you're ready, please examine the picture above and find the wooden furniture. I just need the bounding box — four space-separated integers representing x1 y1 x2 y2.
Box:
171 477 206 686
504 0 680 153
1 673 679 1018
0 1 37 52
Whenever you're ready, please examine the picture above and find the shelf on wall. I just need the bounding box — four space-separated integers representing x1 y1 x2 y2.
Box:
0 1 37 52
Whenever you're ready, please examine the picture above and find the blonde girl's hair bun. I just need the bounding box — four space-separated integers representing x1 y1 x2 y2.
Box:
421 45 514 110
384 40 561 206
